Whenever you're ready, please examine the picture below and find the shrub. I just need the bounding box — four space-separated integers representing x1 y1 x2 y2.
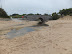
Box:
0 8 9 18
11 14 19 16
59 8 72 16
52 12 60 20
44 13 48 16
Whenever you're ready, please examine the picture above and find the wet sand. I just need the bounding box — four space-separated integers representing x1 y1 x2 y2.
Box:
0 16 72 54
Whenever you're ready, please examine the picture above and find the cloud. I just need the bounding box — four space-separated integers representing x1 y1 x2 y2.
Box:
2 0 72 15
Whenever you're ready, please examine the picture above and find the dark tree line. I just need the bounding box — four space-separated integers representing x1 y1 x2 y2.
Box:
11 8 72 20
52 12 60 20
59 8 72 16
0 8 9 18
52 8 72 20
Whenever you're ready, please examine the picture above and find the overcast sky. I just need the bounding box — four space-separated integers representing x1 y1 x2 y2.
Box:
0 0 72 15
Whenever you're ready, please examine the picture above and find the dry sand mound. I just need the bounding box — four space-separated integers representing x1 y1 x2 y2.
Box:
1 17 72 54
59 15 72 20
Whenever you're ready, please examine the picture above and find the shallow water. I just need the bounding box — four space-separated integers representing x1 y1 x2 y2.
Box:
11 18 22 22
6 18 48 38
7 27 35 38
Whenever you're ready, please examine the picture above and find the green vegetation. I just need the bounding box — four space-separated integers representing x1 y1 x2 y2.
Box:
10 8 72 20
11 14 23 18
35 13 41 15
10 13 42 18
59 8 72 16
27 13 34 15
0 7 72 19
44 13 48 16
0 8 9 18
52 12 60 20
51 8 72 20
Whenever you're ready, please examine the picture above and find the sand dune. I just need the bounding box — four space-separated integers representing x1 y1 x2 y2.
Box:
59 15 72 20
0 16 72 54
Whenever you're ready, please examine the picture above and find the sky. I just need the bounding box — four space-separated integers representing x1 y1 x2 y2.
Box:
0 0 72 15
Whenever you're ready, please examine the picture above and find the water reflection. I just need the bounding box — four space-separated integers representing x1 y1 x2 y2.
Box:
7 27 35 38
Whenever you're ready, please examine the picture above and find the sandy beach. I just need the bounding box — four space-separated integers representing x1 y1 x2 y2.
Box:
0 16 72 54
